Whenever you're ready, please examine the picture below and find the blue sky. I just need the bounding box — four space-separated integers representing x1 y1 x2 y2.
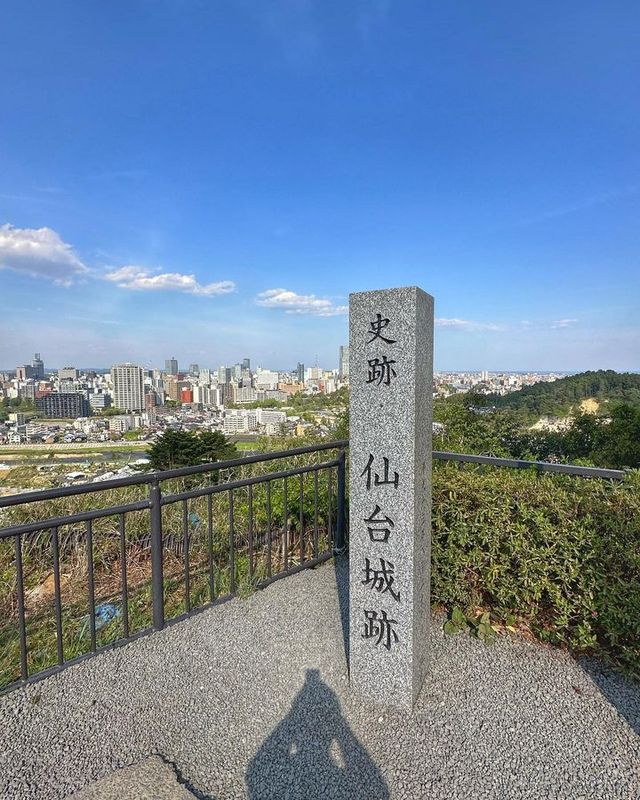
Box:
1 1 639 372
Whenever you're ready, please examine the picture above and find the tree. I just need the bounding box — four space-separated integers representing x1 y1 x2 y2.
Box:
198 430 238 464
100 406 125 417
147 429 237 471
433 395 527 457
560 413 603 461
593 404 640 469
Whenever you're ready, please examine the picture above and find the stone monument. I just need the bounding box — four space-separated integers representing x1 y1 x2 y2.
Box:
349 286 434 710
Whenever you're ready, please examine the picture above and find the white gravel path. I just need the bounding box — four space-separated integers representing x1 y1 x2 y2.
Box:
0 557 638 799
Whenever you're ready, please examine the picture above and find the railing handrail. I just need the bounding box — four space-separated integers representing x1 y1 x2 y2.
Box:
433 451 627 481
0 440 349 508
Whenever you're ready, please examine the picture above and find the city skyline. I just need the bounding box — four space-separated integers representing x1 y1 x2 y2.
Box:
1 3 639 372
0 346 629 377
0 349 585 378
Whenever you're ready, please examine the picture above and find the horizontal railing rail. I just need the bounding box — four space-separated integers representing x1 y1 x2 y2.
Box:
0 439 629 696
0 500 152 539
433 451 627 481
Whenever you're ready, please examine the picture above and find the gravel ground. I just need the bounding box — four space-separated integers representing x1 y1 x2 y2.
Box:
0 557 639 800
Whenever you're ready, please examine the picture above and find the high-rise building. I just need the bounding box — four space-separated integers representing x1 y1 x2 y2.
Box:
111 364 145 412
255 369 279 390
296 362 305 383
35 392 89 419
242 358 251 371
58 366 78 382
15 365 36 380
144 392 158 411
188 363 200 375
339 346 349 382
235 386 258 403
166 378 191 402
165 357 178 376
20 384 36 401
32 353 45 379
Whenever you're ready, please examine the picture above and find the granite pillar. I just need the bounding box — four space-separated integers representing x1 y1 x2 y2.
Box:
349 286 434 711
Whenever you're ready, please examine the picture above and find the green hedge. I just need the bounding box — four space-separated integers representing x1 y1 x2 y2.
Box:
432 463 640 678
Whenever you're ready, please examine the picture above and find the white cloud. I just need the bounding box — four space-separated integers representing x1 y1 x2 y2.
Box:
256 288 347 317
104 266 235 297
436 317 504 332
550 318 578 329
0 224 89 285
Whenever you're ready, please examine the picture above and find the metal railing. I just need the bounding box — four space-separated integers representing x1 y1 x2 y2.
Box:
0 440 627 695
433 451 627 481
0 441 347 694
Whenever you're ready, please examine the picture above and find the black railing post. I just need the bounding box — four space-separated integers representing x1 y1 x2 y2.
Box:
149 477 164 630
335 447 347 553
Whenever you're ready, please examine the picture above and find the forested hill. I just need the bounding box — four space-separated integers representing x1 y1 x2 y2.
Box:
485 370 640 416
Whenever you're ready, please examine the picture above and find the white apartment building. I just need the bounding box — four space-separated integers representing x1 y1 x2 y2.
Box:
254 369 279 390
108 415 134 433
222 410 257 433
235 386 258 403
110 364 144 412
255 408 286 427
58 367 79 382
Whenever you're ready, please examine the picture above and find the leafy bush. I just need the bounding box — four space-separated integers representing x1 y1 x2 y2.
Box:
432 462 640 678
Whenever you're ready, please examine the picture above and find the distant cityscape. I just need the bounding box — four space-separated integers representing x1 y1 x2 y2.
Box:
0 350 567 445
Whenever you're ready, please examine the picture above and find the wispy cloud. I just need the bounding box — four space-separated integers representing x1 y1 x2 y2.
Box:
435 317 504 332
0 222 236 299
104 266 236 297
256 288 347 317
515 185 638 227
435 317 579 333
0 224 89 285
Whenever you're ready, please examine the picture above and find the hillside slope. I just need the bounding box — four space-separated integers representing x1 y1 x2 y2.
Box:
486 370 640 416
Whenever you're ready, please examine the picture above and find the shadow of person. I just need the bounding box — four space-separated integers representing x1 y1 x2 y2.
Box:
245 669 389 800
579 657 640 738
